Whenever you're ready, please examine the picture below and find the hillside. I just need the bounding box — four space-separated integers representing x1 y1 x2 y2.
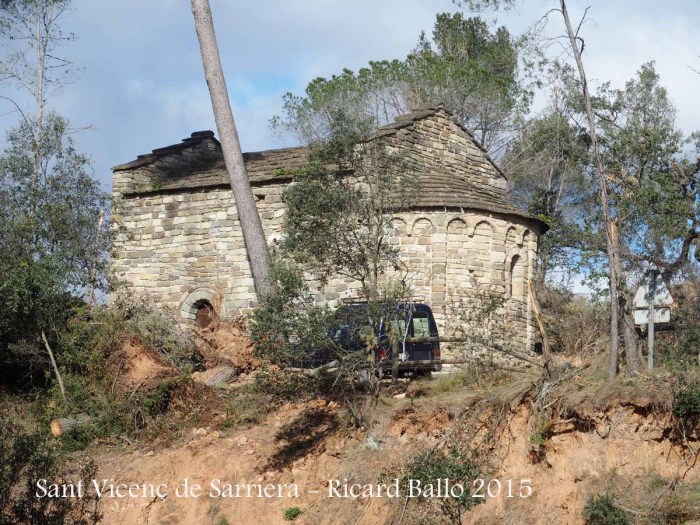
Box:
79 332 700 525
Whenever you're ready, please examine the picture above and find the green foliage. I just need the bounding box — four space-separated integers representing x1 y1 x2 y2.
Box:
273 13 530 151
223 370 320 429
657 279 700 373
582 494 629 525
250 257 337 366
281 110 415 296
539 286 608 355
0 414 100 524
60 300 198 375
401 447 485 524
0 113 110 388
283 507 303 521
214 517 229 525
253 368 319 404
18 301 202 449
673 380 700 434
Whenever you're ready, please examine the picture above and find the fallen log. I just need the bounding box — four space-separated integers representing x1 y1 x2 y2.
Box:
50 414 91 437
192 365 237 386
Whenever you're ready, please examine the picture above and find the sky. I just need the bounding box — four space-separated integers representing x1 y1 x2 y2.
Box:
0 0 698 192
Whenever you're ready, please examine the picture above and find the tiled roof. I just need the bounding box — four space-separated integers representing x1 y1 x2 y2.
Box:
112 108 546 230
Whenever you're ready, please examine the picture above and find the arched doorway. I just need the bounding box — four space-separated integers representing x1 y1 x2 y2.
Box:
179 287 222 325
194 300 216 329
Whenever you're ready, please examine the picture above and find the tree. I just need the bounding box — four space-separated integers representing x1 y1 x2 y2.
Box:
594 63 698 373
501 64 592 287
281 111 415 300
0 0 109 387
556 0 625 380
251 110 417 416
190 0 273 301
273 13 531 155
454 0 652 379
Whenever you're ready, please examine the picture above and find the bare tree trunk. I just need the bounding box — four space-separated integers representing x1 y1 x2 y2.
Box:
560 0 621 382
609 222 642 375
42 330 66 402
621 296 642 374
528 280 553 377
191 0 274 301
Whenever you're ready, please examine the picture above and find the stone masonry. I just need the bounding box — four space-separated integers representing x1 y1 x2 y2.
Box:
111 105 547 352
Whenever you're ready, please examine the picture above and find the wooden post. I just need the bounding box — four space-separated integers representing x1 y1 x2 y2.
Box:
391 339 400 385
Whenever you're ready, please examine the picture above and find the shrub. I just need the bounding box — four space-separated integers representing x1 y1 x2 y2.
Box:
657 279 700 373
0 414 100 524
401 446 485 524
254 367 319 404
283 507 303 521
582 494 629 525
673 380 700 434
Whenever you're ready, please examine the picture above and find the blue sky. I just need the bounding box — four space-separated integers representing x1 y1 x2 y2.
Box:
0 0 698 191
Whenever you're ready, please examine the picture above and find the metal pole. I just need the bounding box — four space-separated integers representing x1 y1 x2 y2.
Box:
391 339 400 385
648 270 655 370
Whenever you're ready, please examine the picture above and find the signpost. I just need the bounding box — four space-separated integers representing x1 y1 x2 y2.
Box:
633 266 673 370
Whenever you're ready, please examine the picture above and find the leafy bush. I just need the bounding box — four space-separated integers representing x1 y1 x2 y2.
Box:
61 300 198 375
0 414 100 524
401 447 485 524
283 507 303 521
254 368 319 404
250 257 337 366
540 286 608 355
658 280 700 373
582 494 629 525
673 380 700 434
22 301 204 450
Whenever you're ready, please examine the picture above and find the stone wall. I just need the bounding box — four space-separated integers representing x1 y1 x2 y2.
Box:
111 188 536 351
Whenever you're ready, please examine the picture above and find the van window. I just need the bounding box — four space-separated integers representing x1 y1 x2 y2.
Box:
390 319 408 338
412 313 430 337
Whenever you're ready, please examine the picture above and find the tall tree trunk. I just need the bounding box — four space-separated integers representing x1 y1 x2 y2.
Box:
191 0 274 301
560 0 621 382
621 294 642 374
609 221 642 375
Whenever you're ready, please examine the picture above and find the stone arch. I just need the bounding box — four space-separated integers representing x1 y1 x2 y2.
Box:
409 217 435 236
389 217 408 236
180 287 221 322
466 218 494 238
446 217 470 289
506 226 520 247
519 228 532 247
470 220 494 285
447 217 468 234
506 252 526 300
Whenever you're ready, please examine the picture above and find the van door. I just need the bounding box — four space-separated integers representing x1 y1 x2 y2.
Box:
409 309 433 361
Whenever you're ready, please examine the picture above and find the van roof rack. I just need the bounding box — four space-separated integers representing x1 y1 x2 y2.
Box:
340 296 425 304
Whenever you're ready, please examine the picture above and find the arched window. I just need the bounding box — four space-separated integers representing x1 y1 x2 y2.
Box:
508 255 525 300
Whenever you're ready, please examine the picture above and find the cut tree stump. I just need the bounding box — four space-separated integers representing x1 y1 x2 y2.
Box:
50 414 91 437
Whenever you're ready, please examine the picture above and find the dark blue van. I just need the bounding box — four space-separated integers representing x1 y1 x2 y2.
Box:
311 301 442 376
